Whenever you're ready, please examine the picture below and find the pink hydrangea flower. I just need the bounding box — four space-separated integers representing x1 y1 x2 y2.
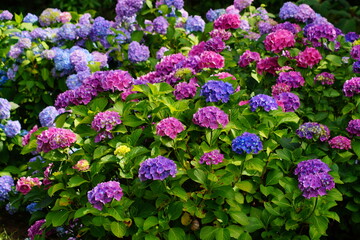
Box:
199 150 224 165
173 81 199 100
193 106 229 129
256 57 280 75
22 125 39 146
36 128 77 153
238 50 260 67
213 13 241 30
213 72 236 80
100 70 133 92
271 83 292 96
328 136 352 150
91 111 122 132
209 29 232 41
296 47 322 68
59 12 72 23
264 29 295 53
16 177 42 195
199 51 225 69
156 117 185 139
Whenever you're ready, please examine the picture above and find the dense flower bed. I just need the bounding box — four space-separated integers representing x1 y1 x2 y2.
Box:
0 0 360 239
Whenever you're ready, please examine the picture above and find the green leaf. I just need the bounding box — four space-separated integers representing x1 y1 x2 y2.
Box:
67 176 88 188
309 215 328 239
188 169 207 185
122 115 145 127
236 181 256 194
48 183 65 197
74 207 97 218
200 226 216 240
89 97 108 112
326 55 342 67
266 170 283 186
215 228 230 240
94 145 111 159
243 217 264 233
143 216 158 230
110 222 126 238
131 31 144 42
171 186 188 201
168 228 186 240
48 210 71 227
352 141 360 158
264 202 282 216
229 211 249 226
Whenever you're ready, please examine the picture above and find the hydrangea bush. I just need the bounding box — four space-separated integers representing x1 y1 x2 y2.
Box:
0 0 360 239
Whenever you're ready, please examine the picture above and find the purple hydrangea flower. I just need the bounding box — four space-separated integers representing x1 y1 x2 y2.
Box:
232 132 263 154
204 37 226 53
200 80 234 103
234 0 253 12
57 23 77 41
128 41 150 63
39 106 61 127
173 81 198 100
153 16 169 35
193 106 229 129
206 9 226 22
272 22 299 34
294 159 335 199
0 175 14 201
249 94 278 112
345 32 359 42
156 47 169 59
91 111 122 132
199 150 224 165
36 128 77 153
0 98 11 120
155 53 186 76
90 16 111 40
139 156 177 181
4 120 21 138
351 46 360 60
238 50 260 67
346 119 360 137
277 71 305 88
116 0 144 21
28 219 46 240
275 92 300 112
258 21 273 35
304 23 337 47
185 15 205 33
279 2 299 20
87 181 123 210
328 136 352 150
343 77 360 97
295 4 316 23
353 61 360 74
314 72 335 85
164 0 184 9
0 10 13 20
296 122 330 141
156 117 185 139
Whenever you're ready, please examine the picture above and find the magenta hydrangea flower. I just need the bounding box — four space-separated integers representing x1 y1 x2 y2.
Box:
350 45 360 60
199 150 224 165
36 128 77 153
16 177 42 195
294 159 335 199
28 219 46 240
213 72 236 80
256 57 280 75
238 50 260 67
328 136 352 150
101 70 133 92
209 29 232 41
275 92 300 112
213 13 241 30
139 156 177 181
22 125 39 146
193 106 229 129
296 122 330 141
271 83 292 96
156 117 185 139
346 119 360 137
91 111 122 132
276 71 305 88
199 51 225 69
155 53 186 77
314 72 335 85
87 181 123 210
343 77 360 97
264 29 295 53
296 47 322 68
173 81 198 100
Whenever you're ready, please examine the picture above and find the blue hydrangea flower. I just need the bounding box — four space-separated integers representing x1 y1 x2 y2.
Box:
128 41 150 63
185 15 205 33
0 70 8 86
23 13 38 23
4 120 21 137
0 98 11 120
66 74 83 90
353 61 360 74
5 203 17 215
345 32 359 42
249 94 278 112
39 106 60 127
206 9 226 22
279 2 299 20
164 0 184 9
53 48 73 72
200 80 234 103
90 16 111 40
57 23 77 41
139 156 177 181
26 203 42 214
232 132 263 154
0 175 14 201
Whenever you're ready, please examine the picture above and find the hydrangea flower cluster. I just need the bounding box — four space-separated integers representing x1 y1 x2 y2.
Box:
138 156 177 181
213 13 241 30
256 57 280 75
264 29 295 53
314 72 335 85
38 8 61 26
115 0 144 22
36 127 77 153
0 10 13 20
353 61 360 74
185 15 205 32
209 29 232 41
156 117 185 139
213 72 236 80
343 77 360 97
91 111 122 132
345 32 359 42
328 136 352 150
73 160 90 172
249 94 278 112
204 37 226 53
0 98 11 119
295 4 316 22
101 70 134 92
279 2 299 20
173 81 198 100
238 50 260 67
87 181 123 210
193 106 229 129
39 106 62 127
26 203 42 214
28 219 46 240
305 23 338 46
200 80 234 103
0 175 14 201
206 9 226 22
346 119 360 137
296 47 322 68
275 92 300 112
16 176 42 195
199 51 225 69
3 120 21 137
22 125 39 146
153 16 169 34
350 44 360 60
294 159 335 199
234 0 253 12
276 71 305 88
271 83 292 96
128 41 150 63
232 132 263 154
114 145 131 156
199 150 224 165
296 122 330 141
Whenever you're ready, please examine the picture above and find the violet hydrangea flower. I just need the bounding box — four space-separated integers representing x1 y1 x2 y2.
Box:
234 0 253 12
156 117 185 139
200 80 234 103
296 122 330 141
314 72 335 85
193 106 229 129
279 2 299 20
128 41 150 63
276 71 305 88
294 159 335 199
28 219 46 240
173 81 198 100
139 156 177 181
153 16 169 35
0 10 13 20
275 92 300 112
115 0 144 22
304 23 337 47
0 176 14 201
238 50 260 67
87 181 123 210
295 4 316 23
39 106 61 127
91 111 122 132
199 150 224 165
0 98 11 120
249 94 278 112
36 128 77 153
345 32 359 42
346 119 360 137
232 132 263 154
328 136 352 150
343 77 360 97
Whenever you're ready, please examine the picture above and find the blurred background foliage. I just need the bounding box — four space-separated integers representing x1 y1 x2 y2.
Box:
3 0 360 32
